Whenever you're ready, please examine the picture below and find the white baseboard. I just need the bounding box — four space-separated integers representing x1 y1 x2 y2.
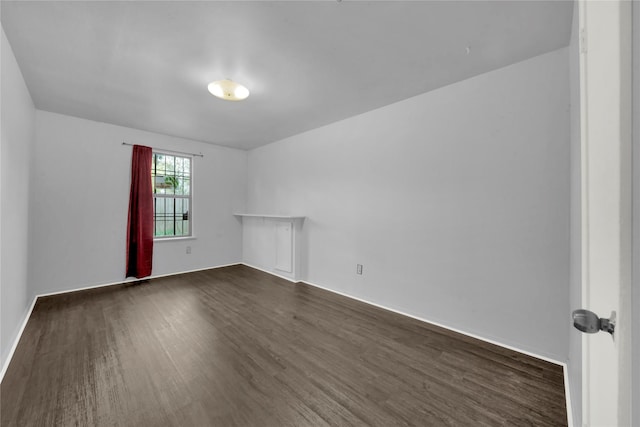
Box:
299 276 564 365
262 270 574 427
563 362 574 427
35 262 243 298
243 262 566 365
241 262 298 283
0 261 243 383
241 264 574 425
2 261 574 427
0 296 37 383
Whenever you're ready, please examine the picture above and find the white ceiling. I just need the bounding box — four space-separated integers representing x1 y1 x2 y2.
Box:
1 1 573 150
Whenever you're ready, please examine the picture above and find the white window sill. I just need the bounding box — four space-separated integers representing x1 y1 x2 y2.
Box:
154 236 196 242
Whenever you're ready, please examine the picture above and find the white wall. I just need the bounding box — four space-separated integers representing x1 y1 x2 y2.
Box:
30 111 246 296
1 27 35 370
633 1 639 424
246 48 571 361
567 1 582 424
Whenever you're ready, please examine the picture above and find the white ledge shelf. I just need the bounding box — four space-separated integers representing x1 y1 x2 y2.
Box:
234 213 305 220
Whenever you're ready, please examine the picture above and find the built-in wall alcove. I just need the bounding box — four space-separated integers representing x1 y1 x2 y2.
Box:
235 214 306 282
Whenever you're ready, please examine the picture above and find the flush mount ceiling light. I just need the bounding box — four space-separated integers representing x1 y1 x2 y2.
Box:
207 79 250 101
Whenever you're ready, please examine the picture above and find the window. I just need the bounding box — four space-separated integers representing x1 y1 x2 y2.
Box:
152 152 191 238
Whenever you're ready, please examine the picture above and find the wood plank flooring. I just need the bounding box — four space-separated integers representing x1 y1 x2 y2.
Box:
1 265 567 426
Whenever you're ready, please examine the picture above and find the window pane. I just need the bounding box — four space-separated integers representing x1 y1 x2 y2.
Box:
176 198 183 235
183 178 190 196
156 154 166 176
183 199 190 235
166 198 174 236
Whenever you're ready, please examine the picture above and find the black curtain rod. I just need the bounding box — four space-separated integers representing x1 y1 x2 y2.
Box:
121 142 204 158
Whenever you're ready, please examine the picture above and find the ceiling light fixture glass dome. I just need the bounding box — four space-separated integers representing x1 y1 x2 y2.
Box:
207 79 250 101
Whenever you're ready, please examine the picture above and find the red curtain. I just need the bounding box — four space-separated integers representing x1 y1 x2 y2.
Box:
126 145 154 278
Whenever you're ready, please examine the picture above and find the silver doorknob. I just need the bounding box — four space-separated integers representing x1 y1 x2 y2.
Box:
572 309 616 335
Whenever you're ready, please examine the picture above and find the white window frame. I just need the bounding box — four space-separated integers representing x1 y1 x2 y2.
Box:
152 151 193 240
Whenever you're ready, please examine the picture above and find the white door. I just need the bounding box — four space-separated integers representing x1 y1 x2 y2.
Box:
579 1 633 425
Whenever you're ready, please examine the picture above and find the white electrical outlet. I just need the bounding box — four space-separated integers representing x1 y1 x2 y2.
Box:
357 264 363 275
186 246 191 254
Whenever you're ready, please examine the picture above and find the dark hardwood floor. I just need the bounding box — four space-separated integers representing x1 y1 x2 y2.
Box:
1 265 567 426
